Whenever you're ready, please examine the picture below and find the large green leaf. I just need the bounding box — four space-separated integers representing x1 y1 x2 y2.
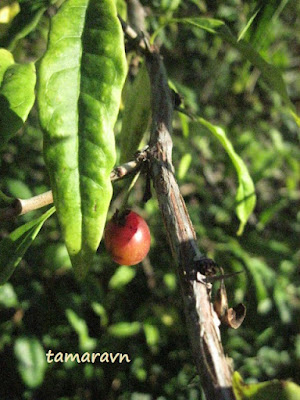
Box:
159 17 299 126
14 337 47 388
0 50 36 150
38 0 127 279
197 117 256 235
0 207 55 285
233 371 300 400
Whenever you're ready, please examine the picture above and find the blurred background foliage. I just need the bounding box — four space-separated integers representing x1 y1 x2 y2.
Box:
0 0 299 399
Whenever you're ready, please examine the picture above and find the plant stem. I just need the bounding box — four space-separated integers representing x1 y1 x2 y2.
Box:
118 169 141 215
0 156 146 222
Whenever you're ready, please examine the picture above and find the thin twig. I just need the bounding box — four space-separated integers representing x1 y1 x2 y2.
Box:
0 155 146 222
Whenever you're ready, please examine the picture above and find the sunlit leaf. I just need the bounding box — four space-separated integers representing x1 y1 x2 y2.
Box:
197 117 256 235
0 282 18 307
238 8 260 41
143 322 160 347
65 309 96 351
0 55 36 150
38 0 127 279
108 265 136 289
178 153 192 180
233 371 300 400
108 321 141 337
0 0 56 50
14 337 47 388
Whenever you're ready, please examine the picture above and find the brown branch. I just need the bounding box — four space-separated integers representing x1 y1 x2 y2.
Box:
0 156 146 222
120 13 236 398
144 41 236 400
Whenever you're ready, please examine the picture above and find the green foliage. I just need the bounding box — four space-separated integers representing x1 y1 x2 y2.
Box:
108 321 142 338
0 0 299 399
119 62 151 163
66 309 97 351
38 0 127 279
160 16 299 125
0 0 57 50
14 336 47 388
0 49 36 150
196 117 256 235
108 265 136 289
0 207 55 285
233 371 300 400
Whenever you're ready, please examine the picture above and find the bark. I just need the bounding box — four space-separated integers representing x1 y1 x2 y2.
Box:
145 50 236 400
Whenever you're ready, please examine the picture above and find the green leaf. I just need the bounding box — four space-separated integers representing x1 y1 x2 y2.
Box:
0 48 14 83
178 153 192 180
5 178 33 199
238 8 260 42
14 337 47 388
163 17 299 125
0 282 18 308
0 0 56 50
108 265 136 289
0 55 36 150
119 62 151 163
224 239 275 311
38 0 127 279
247 0 290 49
0 207 55 285
65 309 97 351
108 321 141 337
197 117 256 235
143 322 160 347
91 302 108 327
233 371 300 400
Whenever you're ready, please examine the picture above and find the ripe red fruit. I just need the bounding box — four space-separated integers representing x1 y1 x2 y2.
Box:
104 210 150 265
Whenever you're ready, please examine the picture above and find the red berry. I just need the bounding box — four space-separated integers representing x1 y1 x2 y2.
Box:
104 210 150 265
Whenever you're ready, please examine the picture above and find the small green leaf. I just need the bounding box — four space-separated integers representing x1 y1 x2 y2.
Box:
179 112 190 138
119 62 151 163
66 309 96 351
108 321 141 337
178 153 192 180
108 265 136 289
197 117 256 235
233 371 300 400
5 178 32 199
14 337 47 388
143 323 160 347
0 207 55 285
91 302 108 327
238 8 260 42
0 282 18 308
0 59 36 149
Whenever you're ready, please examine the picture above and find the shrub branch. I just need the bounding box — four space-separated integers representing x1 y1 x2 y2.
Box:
122 12 236 400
